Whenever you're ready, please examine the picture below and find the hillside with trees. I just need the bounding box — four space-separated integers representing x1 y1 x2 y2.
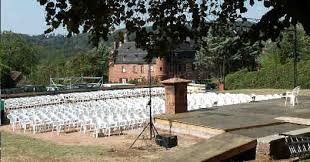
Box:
0 31 111 88
0 32 40 88
19 33 93 60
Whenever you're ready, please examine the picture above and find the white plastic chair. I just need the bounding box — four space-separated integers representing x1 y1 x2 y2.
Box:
285 86 300 106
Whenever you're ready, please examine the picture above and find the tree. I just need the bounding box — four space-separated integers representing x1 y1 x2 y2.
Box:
96 43 111 79
0 32 39 88
28 43 111 85
195 33 261 82
65 43 111 78
38 0 310 61
259 25 310 69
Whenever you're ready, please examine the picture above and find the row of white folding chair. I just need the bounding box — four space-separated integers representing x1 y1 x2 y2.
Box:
11 108 90 134
73 106 151 136
4 96 62 111
9 105 78 133
9 95 151 119
252 94 282 101
7 96 161 136
74 106 150 137
4 87 165 111
92 111 150 138
187 93 217 110
187 92 283 111
215 93 247 106
187 93 252 110
62 87 164 101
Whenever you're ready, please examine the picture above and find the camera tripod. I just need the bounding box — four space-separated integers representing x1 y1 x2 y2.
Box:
129 63 167 149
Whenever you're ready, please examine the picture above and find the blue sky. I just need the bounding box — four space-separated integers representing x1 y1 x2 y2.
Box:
1 0 66 35
1 0 269 36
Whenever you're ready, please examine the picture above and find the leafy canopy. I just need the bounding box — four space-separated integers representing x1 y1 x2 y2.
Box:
38 0 310 60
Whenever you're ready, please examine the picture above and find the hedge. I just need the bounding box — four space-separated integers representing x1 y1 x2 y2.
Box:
225 60 310 89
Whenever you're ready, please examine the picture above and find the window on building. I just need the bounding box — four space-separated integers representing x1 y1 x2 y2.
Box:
160 67 163 71
121 78 127 84
150 65 154 72
122 66 126 73
133 66 137 73
192 63 195 71
141 65 144 73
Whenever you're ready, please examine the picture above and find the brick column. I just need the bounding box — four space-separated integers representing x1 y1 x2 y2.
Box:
161 78 191 114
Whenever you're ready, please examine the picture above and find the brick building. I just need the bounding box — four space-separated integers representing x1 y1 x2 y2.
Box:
108 40 207 83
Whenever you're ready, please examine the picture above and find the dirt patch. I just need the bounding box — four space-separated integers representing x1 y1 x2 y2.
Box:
1 125 202 162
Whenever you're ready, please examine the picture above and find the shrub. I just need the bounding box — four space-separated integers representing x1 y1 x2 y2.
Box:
128 79 138 84
225 60 310 89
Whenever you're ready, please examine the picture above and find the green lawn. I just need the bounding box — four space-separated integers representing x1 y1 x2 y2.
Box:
0 131 127 162
224 89 310 96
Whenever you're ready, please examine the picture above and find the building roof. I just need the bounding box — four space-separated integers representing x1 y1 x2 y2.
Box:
114 42 149 64
113 41 197 64
175 40 197 51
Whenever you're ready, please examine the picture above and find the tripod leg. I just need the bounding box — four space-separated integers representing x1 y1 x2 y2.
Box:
152 123 160 136
149 125 155 139
129 122 150 149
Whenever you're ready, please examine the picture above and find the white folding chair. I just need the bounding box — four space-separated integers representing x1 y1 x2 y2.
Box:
285 86 300 106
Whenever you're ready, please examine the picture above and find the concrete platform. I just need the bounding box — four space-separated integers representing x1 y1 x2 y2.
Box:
155 97 310 138
157 133 257 162
155 96 310 160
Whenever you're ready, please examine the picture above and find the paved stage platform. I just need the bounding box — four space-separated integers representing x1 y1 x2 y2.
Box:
155 96 310 138
155 96 310 161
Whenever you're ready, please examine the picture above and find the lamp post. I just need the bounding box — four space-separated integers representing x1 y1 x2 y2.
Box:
293 25 297 88
289 25 298 88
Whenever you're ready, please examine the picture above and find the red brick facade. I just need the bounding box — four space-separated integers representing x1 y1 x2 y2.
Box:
109 57 171 83
108 63 154 83
108 57 203 83
108 41 207 83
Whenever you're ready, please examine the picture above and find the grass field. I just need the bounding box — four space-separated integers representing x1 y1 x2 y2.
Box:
0 127 198 162
224 89 310 96
1 131 120 162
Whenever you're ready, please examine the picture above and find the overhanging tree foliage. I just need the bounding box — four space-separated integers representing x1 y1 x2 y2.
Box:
37 0 310 60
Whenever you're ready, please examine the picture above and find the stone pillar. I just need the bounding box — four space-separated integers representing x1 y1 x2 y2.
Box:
161 78 191 114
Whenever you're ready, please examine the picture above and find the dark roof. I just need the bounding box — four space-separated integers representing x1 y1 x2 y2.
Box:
114 41 197 64
175 40 197 51
175 41 197 60
115 42 149 64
